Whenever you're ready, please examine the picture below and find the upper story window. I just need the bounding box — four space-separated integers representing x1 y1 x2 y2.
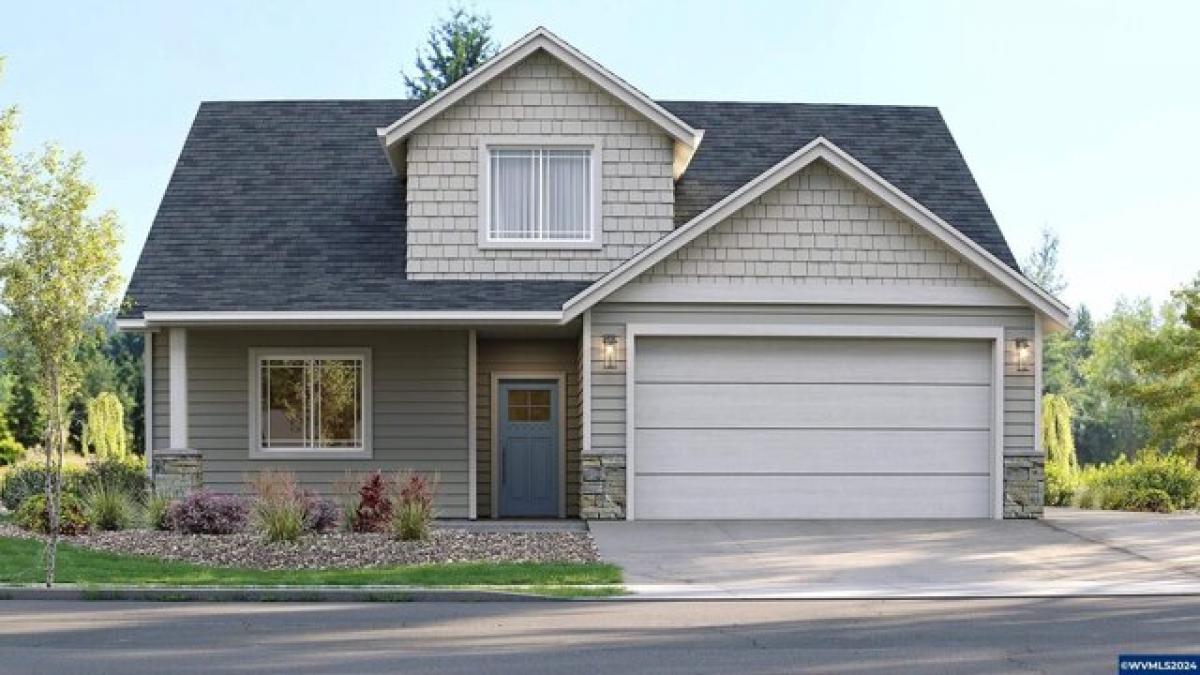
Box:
479 139 602 249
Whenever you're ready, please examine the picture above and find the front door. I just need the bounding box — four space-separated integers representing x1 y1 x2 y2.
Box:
498 381 559 517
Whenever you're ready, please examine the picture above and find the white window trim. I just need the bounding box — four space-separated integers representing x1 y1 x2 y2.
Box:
477 136 603 250
247 347 373 460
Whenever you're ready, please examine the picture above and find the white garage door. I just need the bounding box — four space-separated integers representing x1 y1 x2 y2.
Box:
633 336 995 519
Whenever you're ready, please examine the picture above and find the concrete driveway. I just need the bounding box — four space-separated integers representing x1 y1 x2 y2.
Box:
590 513 1200 598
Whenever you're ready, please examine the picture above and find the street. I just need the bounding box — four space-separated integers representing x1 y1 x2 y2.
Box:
2 597 1198 673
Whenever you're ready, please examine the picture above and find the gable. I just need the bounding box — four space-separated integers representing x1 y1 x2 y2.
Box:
378 27 702 177
403 49 677 281
619 159 1007 299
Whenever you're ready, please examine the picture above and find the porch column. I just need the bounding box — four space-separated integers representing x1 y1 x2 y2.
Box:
168 327 188 449
143 330 154 476
467 329 478 520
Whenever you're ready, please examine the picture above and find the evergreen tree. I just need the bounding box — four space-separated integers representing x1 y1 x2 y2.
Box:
402 6 499 100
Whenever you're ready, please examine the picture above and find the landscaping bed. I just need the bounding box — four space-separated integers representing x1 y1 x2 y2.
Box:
0 521 598 570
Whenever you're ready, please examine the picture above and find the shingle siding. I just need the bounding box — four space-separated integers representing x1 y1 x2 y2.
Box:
636 160 993 288
405 50 676 280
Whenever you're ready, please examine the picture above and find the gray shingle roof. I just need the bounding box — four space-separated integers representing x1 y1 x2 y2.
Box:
122 98 1016 318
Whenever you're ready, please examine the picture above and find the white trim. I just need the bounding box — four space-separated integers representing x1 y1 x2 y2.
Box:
467 330 478 520
247 347 373 460
490 371 568 519
561 137 1070 328
135 310 562 327
143 330 154 478
607 280 1025 306
117 318 146 330
622 322 1006 521
477 137 604 250
167 327 188 450
580 310 592 454
377 27 702 176
1033 315 1044 458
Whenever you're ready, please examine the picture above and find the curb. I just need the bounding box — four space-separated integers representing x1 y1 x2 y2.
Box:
0 585 615 602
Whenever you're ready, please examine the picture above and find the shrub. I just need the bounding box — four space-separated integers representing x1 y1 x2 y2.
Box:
1074 452 1200 512
166 490 247 534
1127 487 1175 514
390 471 437 541
82 482 137 531
1045 461 1078 507
15 493 89 535
0 451 88 510
81 455 148 497
301 490 339 533
351 471 393 533
143 491 173 531
247 471 307 543
0 438 24 467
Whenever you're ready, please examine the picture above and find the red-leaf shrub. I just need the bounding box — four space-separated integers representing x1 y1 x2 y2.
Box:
391 471 438 541
167 490 248 534
352 471 393 533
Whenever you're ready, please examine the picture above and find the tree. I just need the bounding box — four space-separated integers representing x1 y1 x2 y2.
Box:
1042 393 1077 474
82 391 126 459
402 5 498 100
1079 298 1157 463
0 60 123 585
1116 277 1200 466
1023 227 1067 296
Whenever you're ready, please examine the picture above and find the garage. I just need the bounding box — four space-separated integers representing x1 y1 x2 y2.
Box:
631 335 998 519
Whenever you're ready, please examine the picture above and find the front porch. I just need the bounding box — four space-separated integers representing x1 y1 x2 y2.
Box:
145 324 593 520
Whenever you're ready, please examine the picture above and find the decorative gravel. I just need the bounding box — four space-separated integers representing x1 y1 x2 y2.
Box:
0 523 600 570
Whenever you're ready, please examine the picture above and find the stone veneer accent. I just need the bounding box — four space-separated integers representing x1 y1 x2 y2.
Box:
1003 456 1045 519
151 448 203 499
405 50 676 280
580 454 625 519
636 160 993 288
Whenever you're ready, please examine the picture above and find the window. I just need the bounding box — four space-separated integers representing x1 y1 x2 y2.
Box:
481 140 600 247
250 349 370 457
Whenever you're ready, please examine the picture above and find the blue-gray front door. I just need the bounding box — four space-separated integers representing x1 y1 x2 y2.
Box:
498 381 559 517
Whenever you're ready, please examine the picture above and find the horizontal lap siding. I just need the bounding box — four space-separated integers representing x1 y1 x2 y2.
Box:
475 338 581 518
188 329 469 517
589 303 1036 458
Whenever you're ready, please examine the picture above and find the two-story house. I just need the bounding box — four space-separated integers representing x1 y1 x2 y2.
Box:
119 27 1069 521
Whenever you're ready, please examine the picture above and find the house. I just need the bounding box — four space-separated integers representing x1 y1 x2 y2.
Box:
118 27 1069 521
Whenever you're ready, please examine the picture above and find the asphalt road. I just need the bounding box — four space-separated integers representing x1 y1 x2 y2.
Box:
2 597 1198 674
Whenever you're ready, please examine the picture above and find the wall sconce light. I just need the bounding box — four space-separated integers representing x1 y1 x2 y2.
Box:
1014 338 1032 373
602 334 619 370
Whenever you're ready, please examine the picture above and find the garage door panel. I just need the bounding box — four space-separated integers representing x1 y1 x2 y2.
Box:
632 335 995 520
636 382 991 429
634 475 992 519
636 337 991 384
635 428 991 475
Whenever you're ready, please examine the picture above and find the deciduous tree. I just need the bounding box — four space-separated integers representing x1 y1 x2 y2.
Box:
0 59 123 585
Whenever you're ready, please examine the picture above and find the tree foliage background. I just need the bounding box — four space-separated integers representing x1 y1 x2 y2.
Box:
402 5 498 100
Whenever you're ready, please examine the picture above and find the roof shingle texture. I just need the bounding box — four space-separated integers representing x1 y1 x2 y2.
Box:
122 98 1016 318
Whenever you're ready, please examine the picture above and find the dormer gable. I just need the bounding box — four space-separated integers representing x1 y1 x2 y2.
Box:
377 26 704 180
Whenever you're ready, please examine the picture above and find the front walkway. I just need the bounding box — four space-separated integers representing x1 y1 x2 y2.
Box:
589 518 1200 598
1043 507 1200 576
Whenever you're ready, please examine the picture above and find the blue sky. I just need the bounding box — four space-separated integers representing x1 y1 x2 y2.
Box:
2 0 1197 316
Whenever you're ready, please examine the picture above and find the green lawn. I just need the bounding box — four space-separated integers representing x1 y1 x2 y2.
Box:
0 537 621 592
